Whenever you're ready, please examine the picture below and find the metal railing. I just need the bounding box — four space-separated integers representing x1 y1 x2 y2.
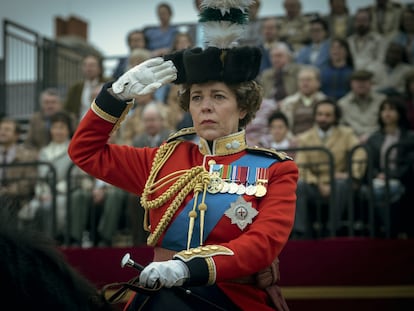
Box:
280 146 336 238
1 19 84 119
0 161 57 235
1 142 410 246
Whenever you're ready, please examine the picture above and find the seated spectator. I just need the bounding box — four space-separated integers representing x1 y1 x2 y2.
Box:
278 0 310 52
128 103 175 246
258 42 301 101
365 97 414 236
162 32 194 120
295 17 331 68
280 66 327 135
403 71 414 130
93 178 129 247
0 118 37 228
292 98 366 238
338 69 386 143
238 0 262 47
126 48 152 73
170 32 193 52
391 5 414 65
323 0 353 39
120 92 171 146
144 2 178 57
245 98 278 146
25 88 76 153
319 37 354 100
257 17 283 73
97 103 175 247
366 0 403 39
65 53 107 122
21 111 92 244
112 29 148 79
347 8 387 81
0 217 114 311
259 111 297 159
375 42 413 95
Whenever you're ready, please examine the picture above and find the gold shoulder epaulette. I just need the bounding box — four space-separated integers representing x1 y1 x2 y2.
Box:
247 146 293 161
167 127 196 143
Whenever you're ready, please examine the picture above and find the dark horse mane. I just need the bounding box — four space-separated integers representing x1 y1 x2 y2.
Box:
0 216 114 311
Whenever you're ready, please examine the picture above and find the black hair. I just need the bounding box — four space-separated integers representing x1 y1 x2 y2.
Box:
0 117 21 135
313 97 342 125
310 17 329 33
268 111 290 128
126 29 148 48
378 96 410 131
157 2 173 16
83 53 104 80
50 111 74 138
329 37 354 68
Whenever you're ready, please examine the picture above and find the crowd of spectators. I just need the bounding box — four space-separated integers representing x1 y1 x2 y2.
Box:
2 0 414 245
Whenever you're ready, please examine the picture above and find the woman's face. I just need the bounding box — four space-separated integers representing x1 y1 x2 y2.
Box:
50 121 70 143
381 103 399 126
269 119 288 143
330 41 346 60
189 82 246 141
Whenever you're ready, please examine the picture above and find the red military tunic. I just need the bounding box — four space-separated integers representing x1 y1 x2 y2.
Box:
68 84 298 310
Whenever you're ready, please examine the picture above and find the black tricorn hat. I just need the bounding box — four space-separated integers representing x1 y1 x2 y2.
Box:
164 45 262 84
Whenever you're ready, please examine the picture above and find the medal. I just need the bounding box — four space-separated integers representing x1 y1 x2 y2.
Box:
228 182 239 194
255 183 267 197
245 184 256 196
254 167 269 197
236 184 246 195
220 181 230 193
207 172 223 194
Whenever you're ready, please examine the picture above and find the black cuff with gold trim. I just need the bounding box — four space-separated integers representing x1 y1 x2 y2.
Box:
95 81 129 119
176 257 211 286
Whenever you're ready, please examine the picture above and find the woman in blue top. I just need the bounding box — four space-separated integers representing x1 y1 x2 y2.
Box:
319 37 354 100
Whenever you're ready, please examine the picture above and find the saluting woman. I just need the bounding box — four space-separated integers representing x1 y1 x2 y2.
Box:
69 1 298 310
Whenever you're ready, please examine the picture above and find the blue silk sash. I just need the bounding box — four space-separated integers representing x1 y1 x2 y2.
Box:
161 153 278 251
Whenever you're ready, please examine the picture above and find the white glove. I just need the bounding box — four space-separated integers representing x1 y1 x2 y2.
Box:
139 260 189 288
112 57 177 100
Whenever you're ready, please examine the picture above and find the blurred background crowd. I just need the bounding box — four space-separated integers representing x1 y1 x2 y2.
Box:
0 0 413 247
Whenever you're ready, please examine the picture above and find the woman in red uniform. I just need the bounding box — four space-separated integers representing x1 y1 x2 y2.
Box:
69 2 298 310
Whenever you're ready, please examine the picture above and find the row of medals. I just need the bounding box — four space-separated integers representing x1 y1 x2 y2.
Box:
207 172 267 197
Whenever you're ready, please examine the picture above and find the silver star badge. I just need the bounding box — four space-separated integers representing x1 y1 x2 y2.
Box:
225 196 258 230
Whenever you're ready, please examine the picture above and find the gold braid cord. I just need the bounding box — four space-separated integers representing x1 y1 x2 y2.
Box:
141 141 210 246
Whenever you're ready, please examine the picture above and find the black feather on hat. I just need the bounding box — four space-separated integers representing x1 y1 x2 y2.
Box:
164 0 261 84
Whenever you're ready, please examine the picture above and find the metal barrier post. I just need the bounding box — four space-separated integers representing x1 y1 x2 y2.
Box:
281 146 336 238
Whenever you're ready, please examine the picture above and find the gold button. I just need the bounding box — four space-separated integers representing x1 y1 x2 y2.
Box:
193 248 202 253
208 159 216 166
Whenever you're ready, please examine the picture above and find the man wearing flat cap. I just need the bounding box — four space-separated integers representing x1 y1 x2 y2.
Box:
338 69 386 143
